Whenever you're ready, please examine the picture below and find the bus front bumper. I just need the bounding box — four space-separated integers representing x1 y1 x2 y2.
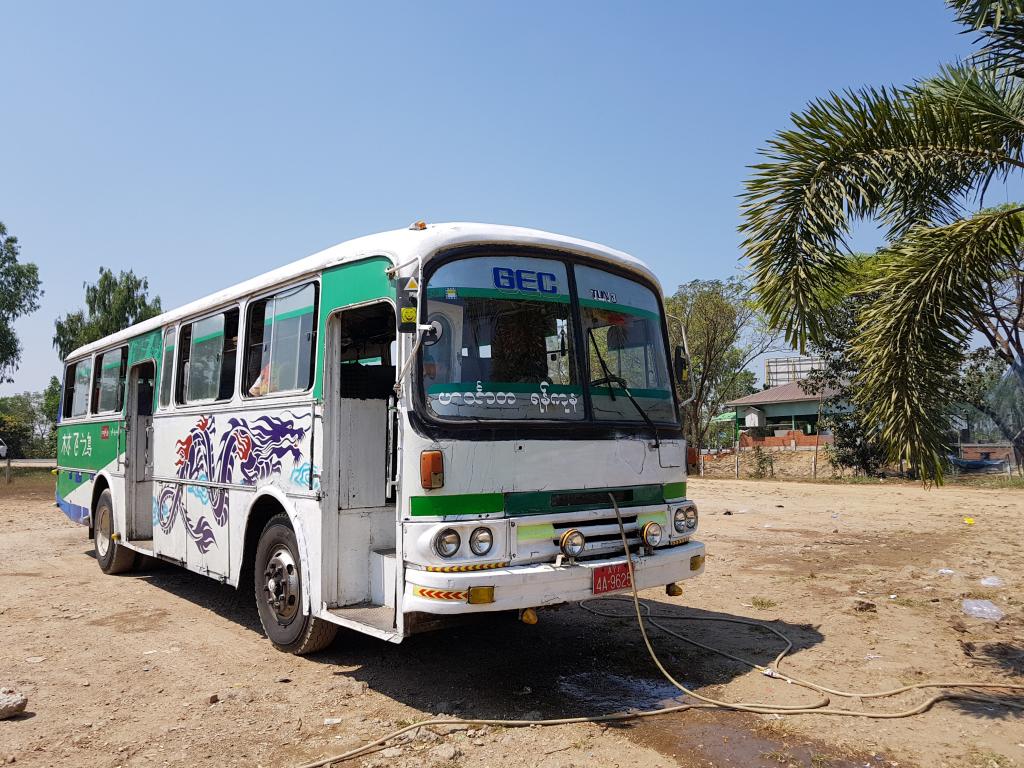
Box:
403 540 705 615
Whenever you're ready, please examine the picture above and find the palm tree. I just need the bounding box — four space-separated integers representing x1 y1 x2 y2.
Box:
740 0 1024 481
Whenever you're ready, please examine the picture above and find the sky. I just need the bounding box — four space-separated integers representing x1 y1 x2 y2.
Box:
0 1 979 395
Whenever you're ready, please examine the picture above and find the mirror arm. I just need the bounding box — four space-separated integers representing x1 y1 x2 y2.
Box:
666 312 696 407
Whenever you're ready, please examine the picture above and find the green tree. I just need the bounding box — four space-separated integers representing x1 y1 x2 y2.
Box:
0 221 43 383
739 0 1024 482
663 278 778 450
0 394 35 458
955 348 1024 467
53 268 162 360
801 294 889 477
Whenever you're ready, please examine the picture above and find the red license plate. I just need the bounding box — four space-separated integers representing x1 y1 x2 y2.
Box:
592 562 632 595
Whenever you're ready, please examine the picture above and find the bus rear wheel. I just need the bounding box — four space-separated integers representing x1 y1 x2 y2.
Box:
254 513 337 655
94 489 137 574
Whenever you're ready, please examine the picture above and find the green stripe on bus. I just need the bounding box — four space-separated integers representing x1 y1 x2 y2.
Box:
409 492 505 517
590 386 672 400
425 287 570 304
577 299 660 321
663 481 686 500
264 305 314 325
192 330 224 344
505 483 664 516
516 522 555 542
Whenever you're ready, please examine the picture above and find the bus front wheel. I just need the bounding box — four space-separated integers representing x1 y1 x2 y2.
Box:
94 489 137 574
254 513 337 654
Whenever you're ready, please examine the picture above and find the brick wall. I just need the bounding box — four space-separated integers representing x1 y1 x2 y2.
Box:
739 430 833 449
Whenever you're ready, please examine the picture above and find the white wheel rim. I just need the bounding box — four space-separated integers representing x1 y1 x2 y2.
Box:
95 505 111 559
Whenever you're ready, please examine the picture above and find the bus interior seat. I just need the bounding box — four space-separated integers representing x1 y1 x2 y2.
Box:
339 363 396 400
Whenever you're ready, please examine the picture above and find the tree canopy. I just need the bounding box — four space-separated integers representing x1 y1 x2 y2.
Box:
53 268 162 360
664 278 777 450
740 0 1024 481
0 221 43 383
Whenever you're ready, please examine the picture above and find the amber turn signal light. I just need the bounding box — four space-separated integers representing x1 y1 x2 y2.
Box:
420 450 444 489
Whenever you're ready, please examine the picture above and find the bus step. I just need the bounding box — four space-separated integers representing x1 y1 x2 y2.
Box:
327 602 396 633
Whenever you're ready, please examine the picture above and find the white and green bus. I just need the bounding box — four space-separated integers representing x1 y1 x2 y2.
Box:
56 222 704 653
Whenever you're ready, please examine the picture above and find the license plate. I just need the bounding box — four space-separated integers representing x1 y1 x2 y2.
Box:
592 562 632 595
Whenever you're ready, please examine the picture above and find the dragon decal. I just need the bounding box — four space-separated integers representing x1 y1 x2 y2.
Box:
154 413 308 553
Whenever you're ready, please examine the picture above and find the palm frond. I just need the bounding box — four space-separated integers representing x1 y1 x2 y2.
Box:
950 0 1024 74
853 206 1024 481
950 0 1024 29
740 72 1024 348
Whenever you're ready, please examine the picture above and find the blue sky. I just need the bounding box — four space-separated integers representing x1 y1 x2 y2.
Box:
0 1 976 394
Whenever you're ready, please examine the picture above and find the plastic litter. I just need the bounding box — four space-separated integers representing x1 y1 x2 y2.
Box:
937 568 955 576
963 517 975 525
980 576 1005 588
962 599 1004 621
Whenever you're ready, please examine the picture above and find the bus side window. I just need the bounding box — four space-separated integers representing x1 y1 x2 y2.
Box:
91 346 128 414
159 327 176 408
175 324 193 405
218 309 239 401
62 359 92 419
243 283 317 397
62 362 77 419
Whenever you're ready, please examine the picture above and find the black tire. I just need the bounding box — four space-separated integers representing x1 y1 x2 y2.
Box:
94 489 137 575
254 513 337 654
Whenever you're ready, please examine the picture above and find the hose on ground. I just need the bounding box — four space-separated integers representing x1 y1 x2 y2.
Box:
293 493 1024 768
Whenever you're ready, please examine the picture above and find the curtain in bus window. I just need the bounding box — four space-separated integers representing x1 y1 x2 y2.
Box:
94 348 126 413
159 328 175 407
187 314 224 402
73 360 92 417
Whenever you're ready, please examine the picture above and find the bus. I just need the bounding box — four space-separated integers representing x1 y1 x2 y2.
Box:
55 222 705 654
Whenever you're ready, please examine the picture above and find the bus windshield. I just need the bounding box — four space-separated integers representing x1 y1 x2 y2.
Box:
421 254 677 424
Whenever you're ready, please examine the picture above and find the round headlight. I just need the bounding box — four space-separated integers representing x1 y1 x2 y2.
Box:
684 506 698 529
469 527 493 556
433 528 461 558
559 528 586 558
641 521 664 547
673 507 687 533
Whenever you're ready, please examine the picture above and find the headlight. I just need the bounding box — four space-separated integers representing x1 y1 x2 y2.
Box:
433 528 461 558
641 521 664 547
684 506 698 529
559 528 586 558
469 527 493 556
673 508 687 533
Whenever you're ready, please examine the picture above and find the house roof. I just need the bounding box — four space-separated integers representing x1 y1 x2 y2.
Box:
726 380 835 408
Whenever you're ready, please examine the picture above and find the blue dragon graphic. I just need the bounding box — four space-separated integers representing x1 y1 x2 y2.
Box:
154 413 308 553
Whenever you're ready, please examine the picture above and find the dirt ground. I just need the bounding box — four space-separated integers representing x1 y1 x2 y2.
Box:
1 472 1022 768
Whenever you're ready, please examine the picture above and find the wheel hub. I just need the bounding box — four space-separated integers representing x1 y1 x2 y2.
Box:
263 546 299 624
95 505 110 559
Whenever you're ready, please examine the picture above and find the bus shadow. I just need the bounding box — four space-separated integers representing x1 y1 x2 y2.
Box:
309 598 827 722
113 554 266 636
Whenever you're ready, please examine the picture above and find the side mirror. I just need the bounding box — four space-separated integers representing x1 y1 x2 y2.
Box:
673 344 689 386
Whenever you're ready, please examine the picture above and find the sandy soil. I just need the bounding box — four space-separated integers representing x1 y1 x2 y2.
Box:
1 473 1021 768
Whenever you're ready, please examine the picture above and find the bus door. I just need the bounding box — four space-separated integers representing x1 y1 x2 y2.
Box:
323 302 398 611
125 361 156 544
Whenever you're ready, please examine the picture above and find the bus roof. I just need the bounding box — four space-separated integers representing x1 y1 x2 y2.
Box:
65 222 660 362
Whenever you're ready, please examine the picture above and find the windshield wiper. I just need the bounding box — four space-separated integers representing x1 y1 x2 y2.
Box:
587 328 660 449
